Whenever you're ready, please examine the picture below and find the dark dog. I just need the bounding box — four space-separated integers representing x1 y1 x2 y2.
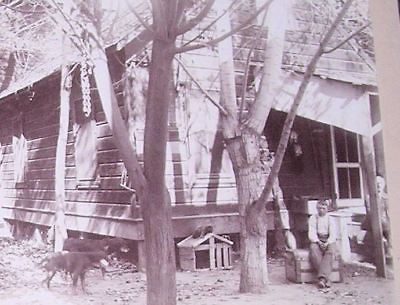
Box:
103 237 130 255
41 251 108 293
63 237 130 255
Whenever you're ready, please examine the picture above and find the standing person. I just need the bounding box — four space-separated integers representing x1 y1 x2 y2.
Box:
308 199 337 289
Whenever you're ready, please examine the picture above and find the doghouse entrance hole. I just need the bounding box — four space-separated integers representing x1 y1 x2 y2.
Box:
195 250 210 269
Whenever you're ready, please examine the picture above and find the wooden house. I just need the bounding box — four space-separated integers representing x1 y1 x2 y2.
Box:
0 1 382 268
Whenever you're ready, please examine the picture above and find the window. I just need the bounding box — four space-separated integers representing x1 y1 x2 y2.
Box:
12 113 27 187
331 126 363 207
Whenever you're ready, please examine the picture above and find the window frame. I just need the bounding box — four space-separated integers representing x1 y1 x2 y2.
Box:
330 126 364 208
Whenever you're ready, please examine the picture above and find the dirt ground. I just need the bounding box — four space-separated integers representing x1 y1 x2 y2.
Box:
0 238 395 305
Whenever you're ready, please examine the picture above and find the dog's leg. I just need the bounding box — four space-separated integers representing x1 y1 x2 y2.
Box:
71 272 79 294
80 272 87 293
46 271 57 289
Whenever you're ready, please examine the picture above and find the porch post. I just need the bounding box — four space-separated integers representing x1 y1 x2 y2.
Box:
361 135 386 277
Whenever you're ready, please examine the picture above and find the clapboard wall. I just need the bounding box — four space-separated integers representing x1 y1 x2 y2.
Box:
0 0 373 238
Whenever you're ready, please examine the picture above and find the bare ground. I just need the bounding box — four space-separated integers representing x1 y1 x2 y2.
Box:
0 238 395 305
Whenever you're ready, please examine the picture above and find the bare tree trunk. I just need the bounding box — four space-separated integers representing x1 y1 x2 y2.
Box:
89 20 176 305
215 0 269 293
54 0 72 251
246 0 291 132
142 38 177 305
250 0 293 256
89 28 175 305
225 131 269 293
361 136 387 277
54 63 71 251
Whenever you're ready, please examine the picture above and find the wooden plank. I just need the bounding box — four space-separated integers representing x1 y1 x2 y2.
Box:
1 203 244 239
179 248 196 271
28 144 74 160
172 203 238 216
196 244 211 251
4 188 133 205
223 245 230 268
97 149 122 164
361 135 387 277
215 243 223 269
96 123 113 138
209 236 216 270
5 178 75 191
190 187 238 204
25 123 59 140
97 136 118 151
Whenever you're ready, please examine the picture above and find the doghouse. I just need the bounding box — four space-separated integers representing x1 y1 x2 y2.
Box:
177 233 234 271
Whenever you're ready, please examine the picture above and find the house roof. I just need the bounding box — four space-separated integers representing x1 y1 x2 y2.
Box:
177 232 234 248
0 0 151 100
282 1 375 85
0 0 375 101
231 0 375 86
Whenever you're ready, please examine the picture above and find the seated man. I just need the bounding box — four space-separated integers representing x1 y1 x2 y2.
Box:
308 199 337 289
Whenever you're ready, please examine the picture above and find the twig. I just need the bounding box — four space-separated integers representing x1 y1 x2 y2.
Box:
0 2 47 14
323 22 371 54
174 0 273 54
174 0 215 36
174 57 228 116
180 0 239 48
125 1 154 35
238 9 268 121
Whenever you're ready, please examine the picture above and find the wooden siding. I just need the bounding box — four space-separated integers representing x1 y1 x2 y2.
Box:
0 1 372 239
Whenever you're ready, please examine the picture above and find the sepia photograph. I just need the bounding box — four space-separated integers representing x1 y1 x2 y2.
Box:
0 0 397 304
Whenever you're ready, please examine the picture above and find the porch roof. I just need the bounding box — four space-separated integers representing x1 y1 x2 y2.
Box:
272 70 372 136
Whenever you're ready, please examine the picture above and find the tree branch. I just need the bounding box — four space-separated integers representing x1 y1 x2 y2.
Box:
180 0 239 49
174 57 228 116
45 0 92 57
125 1 155 35
255 0 355 210
239 9 268 121
42 3 88 60
174 0 215 36
174 0 188 28
0 2 47 14
174 0 273 54
323 21 371 54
